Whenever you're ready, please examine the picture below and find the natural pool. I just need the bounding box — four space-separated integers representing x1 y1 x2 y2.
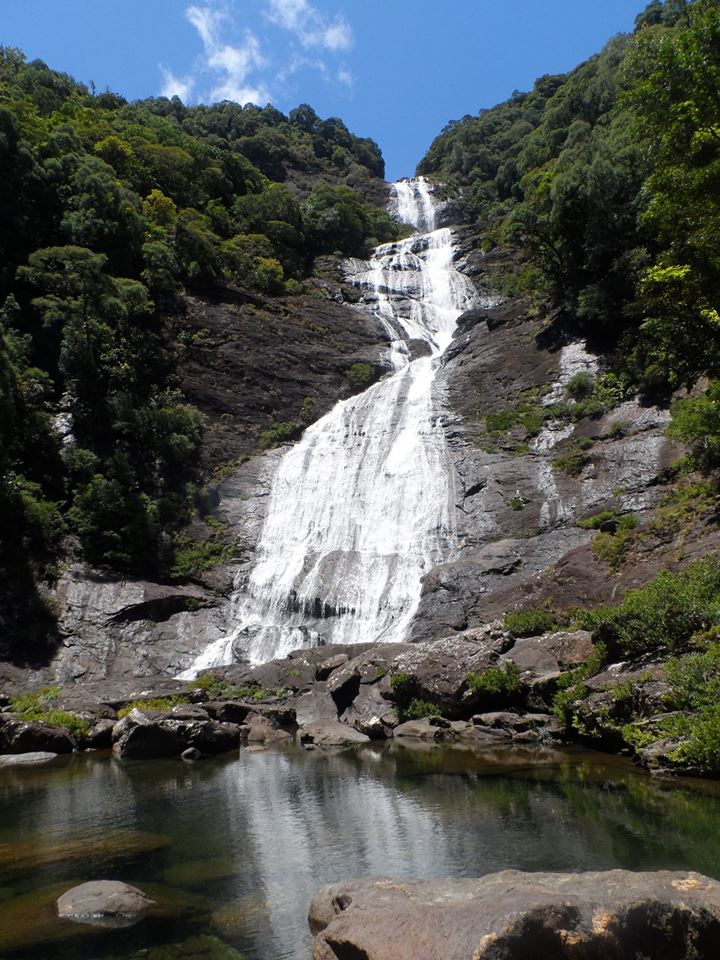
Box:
2 742 720 960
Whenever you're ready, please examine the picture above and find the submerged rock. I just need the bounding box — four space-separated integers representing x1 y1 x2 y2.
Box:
56 879 155 927
309 870 720 959
139 933 247 958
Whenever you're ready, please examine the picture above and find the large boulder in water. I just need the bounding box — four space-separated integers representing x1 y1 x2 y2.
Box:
309 870 720 959
57 880 155 927
111 708 242 759
299 719 370 748
240 711 292 745
3 720 76 754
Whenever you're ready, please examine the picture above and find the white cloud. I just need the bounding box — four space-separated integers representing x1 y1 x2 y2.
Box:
159 66 194 102
191 5 269 103
322 21 352 52
161 4 270 106
265 0 310 32
186 4 224 50
160 0 353 107
265 0 353 51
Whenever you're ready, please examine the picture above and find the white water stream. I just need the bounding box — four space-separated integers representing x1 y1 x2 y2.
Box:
180 178 475 675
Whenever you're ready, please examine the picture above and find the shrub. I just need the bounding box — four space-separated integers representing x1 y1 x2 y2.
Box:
504 607 558 637
389 672 416 697
553 453 590 476
566 372 596 401
170 532 232 580
347 362 374 389
9 689 89 737
578 511 637 532
403 699 442 721
187 673 231 699
466 662 521 696
390 673 441 721
667 381 720 472
590 559 720 659
665 644 720 711
259 419 300 449
485 403 545 438
667 706 720 772
591 525 638 570
551 642 608 724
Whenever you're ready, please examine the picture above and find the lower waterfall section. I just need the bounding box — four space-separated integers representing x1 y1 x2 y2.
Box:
180 178 475 675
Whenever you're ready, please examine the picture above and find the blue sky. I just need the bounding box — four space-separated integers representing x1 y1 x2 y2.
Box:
3 0 650 180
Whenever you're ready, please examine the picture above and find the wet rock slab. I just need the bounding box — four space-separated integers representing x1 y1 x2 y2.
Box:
309 870 720 959
0 751 57 766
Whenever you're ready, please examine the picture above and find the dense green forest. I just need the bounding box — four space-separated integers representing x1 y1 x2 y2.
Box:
420 0 719 402
0 48 403 650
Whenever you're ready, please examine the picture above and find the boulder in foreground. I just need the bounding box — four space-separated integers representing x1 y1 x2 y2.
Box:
57 880 155 927
309 870 720 959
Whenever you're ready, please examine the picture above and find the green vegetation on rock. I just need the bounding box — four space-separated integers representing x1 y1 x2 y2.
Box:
346 362 375 389
587 559 720 659
466 662 521 696
10 687 89 736
504 607 559 637
117 696 189 719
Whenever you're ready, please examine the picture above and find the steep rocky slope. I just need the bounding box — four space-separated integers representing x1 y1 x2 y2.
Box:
414 240 682 639
33 215 707 687
40 278 391 685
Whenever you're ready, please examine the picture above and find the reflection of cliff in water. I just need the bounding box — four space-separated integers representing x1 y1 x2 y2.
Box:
4 747 720 959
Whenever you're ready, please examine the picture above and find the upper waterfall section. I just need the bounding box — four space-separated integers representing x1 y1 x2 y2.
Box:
179 178 475 674
392 178 437 233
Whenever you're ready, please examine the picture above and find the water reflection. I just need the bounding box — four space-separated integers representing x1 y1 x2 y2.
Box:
2 744 720 959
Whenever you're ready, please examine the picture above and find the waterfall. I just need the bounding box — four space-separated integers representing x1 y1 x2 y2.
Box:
180 177 475 676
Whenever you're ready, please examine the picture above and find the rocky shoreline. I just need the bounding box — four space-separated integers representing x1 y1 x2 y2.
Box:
0 623 696 778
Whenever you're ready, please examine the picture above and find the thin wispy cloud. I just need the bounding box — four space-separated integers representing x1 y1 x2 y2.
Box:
160 67 194 102
265 0 353 51
159 0 354 107
186 4 270 104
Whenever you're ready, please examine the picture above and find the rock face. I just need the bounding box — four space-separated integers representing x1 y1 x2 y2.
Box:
57 880 155 927
309 871 720 959
48 568 229 685
240 711 292 745
413 275 677 640
177 283 389 476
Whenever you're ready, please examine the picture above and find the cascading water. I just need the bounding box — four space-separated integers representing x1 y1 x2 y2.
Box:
180 177 475 675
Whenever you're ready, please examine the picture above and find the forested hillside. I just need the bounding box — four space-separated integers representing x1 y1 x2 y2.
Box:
420 0 718 400
0 48 401 648
418 0 720 774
